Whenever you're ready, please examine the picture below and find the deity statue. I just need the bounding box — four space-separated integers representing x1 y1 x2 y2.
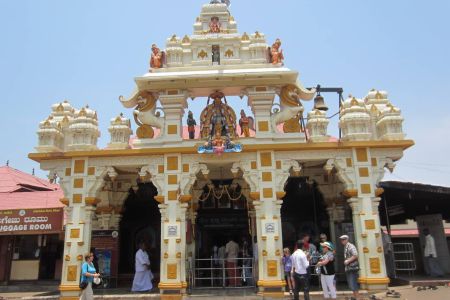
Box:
149 44 165 70
212 45 220 64
269 39 284 65
198 91 242 155
187 111 197 139
209 16 221 33
238 110 255 137
211 122 226 155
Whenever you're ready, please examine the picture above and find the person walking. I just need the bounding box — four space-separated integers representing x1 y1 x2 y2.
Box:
423 228 444 277
80 253 100 300
225 237 240 286
317 242 337 300
340 235 360 300
282 248 295 295
131 241 153 292
291 240 310 300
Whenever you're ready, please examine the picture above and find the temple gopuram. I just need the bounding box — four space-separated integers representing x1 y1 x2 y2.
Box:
30 1 413 299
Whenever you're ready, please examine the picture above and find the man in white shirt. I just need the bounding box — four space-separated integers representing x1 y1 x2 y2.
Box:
225 237 240 286
291 240 310 300
423 228 444 277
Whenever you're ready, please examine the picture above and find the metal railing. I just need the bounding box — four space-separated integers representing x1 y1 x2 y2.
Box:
393 243 416 275
188 257 255 289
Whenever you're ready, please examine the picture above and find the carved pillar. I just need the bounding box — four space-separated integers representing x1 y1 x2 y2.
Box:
234 153 296 297
54 159 106 299
327 148 390 290
159 91 188 141
156 155 205 299
247 89 276 138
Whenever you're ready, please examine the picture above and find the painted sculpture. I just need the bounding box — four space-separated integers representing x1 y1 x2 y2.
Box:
187 111 197 139
269 39 284 65
270 84 305 133
209 16 221 33
119 92 164 139
239 110 254 137
149 44 165 70
198 91 241 154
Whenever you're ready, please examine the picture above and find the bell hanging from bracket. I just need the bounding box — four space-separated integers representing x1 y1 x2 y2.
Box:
313 92 328 111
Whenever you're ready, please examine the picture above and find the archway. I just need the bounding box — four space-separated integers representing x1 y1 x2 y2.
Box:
118 182 161 286
281 177 330 249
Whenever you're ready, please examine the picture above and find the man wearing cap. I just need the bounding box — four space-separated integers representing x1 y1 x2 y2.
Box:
317 242 337 299
291 240 310 300
340 235 360 300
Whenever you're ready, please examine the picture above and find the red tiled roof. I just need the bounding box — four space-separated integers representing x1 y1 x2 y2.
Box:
0 190 64 210
0 166 58 193
0 166 63 210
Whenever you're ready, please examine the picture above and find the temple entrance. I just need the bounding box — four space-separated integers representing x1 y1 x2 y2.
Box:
281 176 330 287
193 179 254 288
118 182 161 287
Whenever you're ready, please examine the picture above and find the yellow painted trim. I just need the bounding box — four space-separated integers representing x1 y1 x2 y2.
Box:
262 171 272 182
60 297 80 300
342 189 358 197
358 277 390 284
371 158 378 166
263 188 273 198
249 192 260 200
251 161 257 169
260 152 272 167
60 198 69 206
158 282 183 289
375 187 384 197
360 184 372 194
355 148 368 162
158 165 164 173
168 190 178 201
85 197 100 206
65 168 71 176
261 292 284 298
73 194 82 203
73 178 83 188
67 265 78 281
182 163 189 173
257 280 286 287
179 195 192 203
73 160 85 174
167 156 179 171
28 140 415 162
168 174 178 185
70 228 80 239
276 160 281 169
167 264 178 279
359 167 369 177
346 158 353 167
87 166 95 175
276 191 286 199
365 219 376 230
168 124 178 135
155 196 165 203
258 121 269 132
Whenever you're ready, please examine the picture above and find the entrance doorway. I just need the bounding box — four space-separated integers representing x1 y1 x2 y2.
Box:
118 182 160 286
193 179 254 288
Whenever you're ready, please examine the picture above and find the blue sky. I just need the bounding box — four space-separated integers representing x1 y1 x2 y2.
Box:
1 0 449 186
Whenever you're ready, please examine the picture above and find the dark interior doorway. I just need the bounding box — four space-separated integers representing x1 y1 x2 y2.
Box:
281 177 330 250
119 182 161 284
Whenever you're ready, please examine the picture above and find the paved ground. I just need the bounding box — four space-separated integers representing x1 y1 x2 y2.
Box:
0 284 449 299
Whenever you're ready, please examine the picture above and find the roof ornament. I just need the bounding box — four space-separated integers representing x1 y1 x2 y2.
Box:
210 0 230 6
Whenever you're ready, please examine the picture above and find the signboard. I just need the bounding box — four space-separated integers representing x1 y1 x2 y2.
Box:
0 208 63 235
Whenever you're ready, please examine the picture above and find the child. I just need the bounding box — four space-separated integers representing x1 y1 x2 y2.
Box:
282 247 295 295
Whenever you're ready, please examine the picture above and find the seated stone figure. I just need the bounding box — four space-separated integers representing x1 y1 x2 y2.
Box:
200 91 236 140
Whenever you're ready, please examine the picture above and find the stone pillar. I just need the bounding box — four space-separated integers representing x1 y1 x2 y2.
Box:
328 148 390 290
155 156 204 299
55 159 106 299
235 153 296 297
159 91 188 142
247 89 276 138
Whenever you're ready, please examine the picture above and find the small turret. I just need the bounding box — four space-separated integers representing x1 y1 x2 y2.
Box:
107 113 133 149
67 105 100 151
306 109 329 142
339 97 371 141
